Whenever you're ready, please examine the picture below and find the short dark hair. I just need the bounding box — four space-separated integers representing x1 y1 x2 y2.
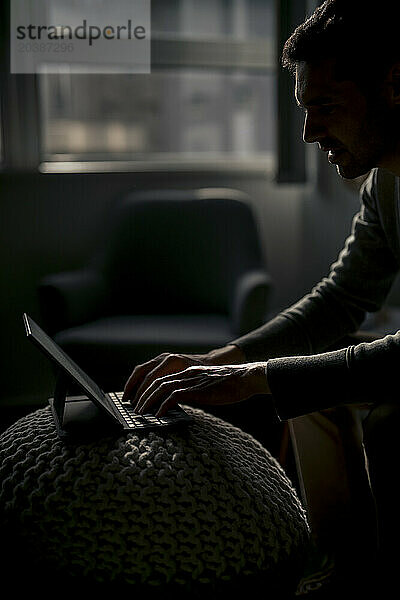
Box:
282 0 400 87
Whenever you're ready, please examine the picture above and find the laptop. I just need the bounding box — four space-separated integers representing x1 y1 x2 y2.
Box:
23 313 192 440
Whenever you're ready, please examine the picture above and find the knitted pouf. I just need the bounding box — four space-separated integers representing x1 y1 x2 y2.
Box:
0 406 309 596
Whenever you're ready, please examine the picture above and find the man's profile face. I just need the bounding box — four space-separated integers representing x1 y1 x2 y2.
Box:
295 59 396 179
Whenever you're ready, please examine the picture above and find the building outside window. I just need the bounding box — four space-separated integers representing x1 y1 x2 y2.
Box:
37 0 276 170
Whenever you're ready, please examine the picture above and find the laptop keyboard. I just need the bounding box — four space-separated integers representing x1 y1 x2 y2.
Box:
108 391 191 430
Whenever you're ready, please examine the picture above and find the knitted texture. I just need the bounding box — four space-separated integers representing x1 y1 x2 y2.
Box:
0 406 309 591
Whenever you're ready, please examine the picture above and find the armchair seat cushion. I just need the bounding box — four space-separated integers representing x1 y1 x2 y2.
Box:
54 315 236 389
0 405 309 594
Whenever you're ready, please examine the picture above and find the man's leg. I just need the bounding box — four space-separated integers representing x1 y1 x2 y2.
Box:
362 400 400 589
289 332 382 590
290 405 378 590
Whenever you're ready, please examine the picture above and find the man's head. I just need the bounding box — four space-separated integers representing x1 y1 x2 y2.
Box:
282 0 400 178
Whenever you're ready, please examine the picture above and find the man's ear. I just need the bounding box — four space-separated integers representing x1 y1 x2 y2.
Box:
387 63 400 103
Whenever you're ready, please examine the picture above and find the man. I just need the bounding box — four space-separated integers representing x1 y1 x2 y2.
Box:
123 0 400 587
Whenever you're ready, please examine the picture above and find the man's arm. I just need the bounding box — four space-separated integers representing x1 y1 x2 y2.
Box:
231 169 400 419
266 330 400 420
231 169 399 362
125 169 399 417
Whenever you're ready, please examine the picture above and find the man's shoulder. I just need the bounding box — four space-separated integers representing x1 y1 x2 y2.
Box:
361 168 397 200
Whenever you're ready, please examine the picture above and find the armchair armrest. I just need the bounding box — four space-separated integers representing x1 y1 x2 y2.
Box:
231 270 272 336
38 269 107 334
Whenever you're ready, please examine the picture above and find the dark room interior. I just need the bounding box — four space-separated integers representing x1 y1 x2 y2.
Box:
2 1 400 597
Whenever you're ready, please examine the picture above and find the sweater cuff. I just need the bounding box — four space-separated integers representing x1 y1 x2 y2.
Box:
266 347 355 421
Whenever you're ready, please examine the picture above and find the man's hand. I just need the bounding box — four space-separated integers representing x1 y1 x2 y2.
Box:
123 345 244 402
122 344 270 415
124 353 270 416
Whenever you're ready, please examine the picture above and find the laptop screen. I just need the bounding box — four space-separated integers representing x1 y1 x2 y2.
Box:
23 313 117 420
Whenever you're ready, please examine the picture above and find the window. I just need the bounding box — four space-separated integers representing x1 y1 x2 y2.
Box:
37 0 277 172
2 0 308 178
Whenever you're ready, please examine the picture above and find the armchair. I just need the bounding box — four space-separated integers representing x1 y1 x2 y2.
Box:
38 188 272 391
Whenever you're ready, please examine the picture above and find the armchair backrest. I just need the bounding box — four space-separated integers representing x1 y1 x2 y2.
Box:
99 188 267 315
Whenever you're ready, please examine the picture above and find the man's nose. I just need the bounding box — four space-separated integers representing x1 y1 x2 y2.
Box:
302 112 325 144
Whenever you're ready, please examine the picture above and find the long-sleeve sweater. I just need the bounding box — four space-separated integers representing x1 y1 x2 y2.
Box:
231 168 400 420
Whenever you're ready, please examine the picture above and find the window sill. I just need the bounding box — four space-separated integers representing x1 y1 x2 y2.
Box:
39 154 276 175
